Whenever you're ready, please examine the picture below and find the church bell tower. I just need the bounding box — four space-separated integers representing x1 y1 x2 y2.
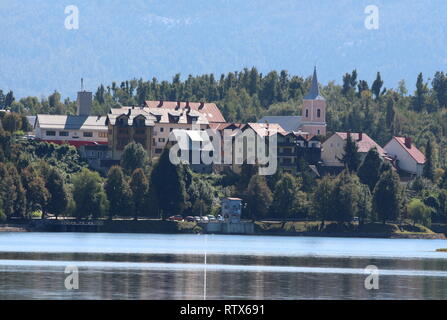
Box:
301 67 327 136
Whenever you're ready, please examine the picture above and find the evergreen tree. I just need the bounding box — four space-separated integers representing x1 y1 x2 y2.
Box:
130 168 149 220
341 134 361 172
358 148 382 191
432 71 447 108
371 72 383 99
413 73 428 112
245 175 273 220
385 97 395 133
423 140 435 181
150 148 187 218
105 166 132 219
373 170 401 223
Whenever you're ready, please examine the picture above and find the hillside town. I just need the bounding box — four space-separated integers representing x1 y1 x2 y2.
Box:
28 69 426 179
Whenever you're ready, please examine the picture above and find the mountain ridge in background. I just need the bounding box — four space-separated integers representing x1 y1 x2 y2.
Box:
1 0 446 98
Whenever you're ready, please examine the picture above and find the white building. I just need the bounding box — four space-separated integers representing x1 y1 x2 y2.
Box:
384 137 425 176
34 114 108 147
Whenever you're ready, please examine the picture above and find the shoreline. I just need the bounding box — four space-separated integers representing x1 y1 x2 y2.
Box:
0 221 445 239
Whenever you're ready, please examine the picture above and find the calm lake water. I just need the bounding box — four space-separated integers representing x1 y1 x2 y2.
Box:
0 232 447 300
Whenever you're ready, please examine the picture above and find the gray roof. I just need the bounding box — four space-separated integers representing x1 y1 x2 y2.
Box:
36 115 108 131
258 116 302 132
304 67 325 100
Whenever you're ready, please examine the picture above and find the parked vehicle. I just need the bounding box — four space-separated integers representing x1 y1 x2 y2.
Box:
168 215 183 221
207 215 216 222
185 216 195 222
194 216 202 222
352 217 359 223
217 215 224 222
201 216 209 223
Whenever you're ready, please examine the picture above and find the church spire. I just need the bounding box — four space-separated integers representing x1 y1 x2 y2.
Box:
304 66 325 100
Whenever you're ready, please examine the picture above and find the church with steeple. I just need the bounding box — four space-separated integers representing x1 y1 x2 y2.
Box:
258 67 327 136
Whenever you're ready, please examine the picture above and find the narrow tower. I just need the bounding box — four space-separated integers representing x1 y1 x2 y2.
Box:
301 67 327 136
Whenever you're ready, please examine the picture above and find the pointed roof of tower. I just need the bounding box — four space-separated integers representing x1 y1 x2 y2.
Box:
304 67 325 100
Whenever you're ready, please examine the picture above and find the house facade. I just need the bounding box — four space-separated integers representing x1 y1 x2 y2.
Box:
106 108 155 161
34 114 108 147
322 132 386 167
384 137 426 176
34 91 108 147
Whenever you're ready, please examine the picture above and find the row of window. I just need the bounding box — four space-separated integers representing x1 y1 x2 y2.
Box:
305 109 322 118
45 131 107 138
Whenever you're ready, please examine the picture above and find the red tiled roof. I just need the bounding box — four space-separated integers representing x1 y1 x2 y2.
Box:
209 123 243 131
335 132 386 156
145 101 226 123
393 137 426 164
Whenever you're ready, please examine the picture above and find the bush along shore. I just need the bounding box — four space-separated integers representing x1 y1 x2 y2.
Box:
1 219 445 239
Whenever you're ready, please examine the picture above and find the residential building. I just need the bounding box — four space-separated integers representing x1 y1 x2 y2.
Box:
258 67 327 136
34 90 108 147
276 132 323 174
384 136 426 176
106 108 155 161
110 104 210 157
322 132 386 167
34 114 108 147
144 100 226 124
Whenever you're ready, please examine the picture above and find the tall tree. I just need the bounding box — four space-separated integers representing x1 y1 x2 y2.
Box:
150 148 187 218
245 175 273 220
371 72 383 99
413 73 428 112
129 168 149 220
271 173 303 218
21 166 49 217
358 148 382 191
43 168 68 219
312 175 335 228
373 170 401 223
341 134 361 172
331 170 363 222
423 140 434 181
105 166 132 219
73 169 108 219
121 142 147 175
432 71 447 108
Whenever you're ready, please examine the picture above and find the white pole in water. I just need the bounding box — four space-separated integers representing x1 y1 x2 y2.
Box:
204 234 207 300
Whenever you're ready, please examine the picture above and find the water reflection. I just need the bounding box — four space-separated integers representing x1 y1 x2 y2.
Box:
0 253 447 299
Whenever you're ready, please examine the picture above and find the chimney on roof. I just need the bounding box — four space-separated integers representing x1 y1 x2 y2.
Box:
127 109 131 116
176 101 181 110
186 101 190 108
157 100 163 108
347 131 351 140
405 137 412 149
199 102 205 110
358 132 363 141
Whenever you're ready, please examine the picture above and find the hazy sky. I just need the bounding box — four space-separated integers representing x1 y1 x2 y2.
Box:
1 0 447 98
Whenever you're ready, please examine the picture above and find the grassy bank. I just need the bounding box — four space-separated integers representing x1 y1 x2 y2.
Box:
254 221 444 239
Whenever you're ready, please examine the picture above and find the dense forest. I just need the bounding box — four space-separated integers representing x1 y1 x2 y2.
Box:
1 68 447 229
